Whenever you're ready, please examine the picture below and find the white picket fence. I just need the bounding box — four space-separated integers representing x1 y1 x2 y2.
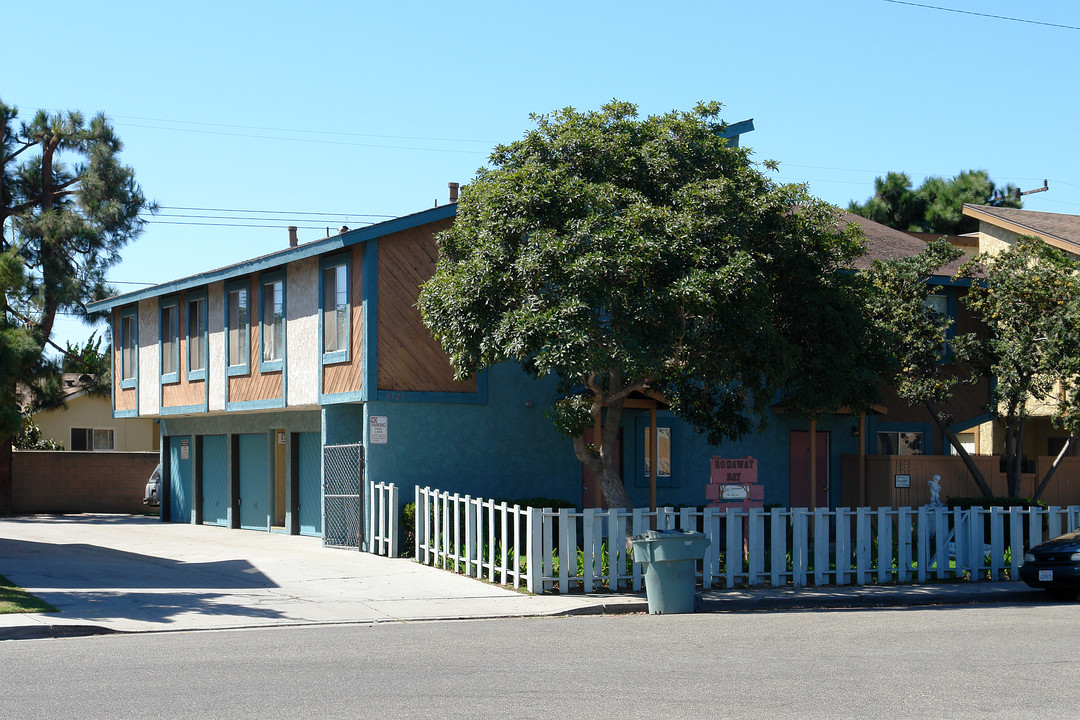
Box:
413 485 1080 594
367 480 399 557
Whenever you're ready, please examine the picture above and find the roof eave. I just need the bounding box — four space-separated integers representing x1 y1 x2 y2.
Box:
88 203 458 312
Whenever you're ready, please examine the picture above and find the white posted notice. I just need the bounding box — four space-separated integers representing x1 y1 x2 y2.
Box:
369 416 388 444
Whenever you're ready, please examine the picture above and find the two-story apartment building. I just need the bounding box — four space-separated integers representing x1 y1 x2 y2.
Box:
90 202 593 536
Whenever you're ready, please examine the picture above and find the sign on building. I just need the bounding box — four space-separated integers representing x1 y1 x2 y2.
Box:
706 456 764 510
369 416 388 444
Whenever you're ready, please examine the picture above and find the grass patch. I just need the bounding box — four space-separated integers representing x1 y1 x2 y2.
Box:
0 574 57 614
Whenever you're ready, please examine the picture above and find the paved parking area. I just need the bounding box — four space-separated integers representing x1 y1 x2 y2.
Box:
0 514 612 638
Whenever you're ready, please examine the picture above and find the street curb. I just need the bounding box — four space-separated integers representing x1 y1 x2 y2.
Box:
0 624 118 642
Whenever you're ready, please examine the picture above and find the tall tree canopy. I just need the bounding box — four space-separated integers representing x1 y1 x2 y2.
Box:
867 240 993 496
956 237 1080 498
0 102 151 511
419 101 883 510
849 170 1021 235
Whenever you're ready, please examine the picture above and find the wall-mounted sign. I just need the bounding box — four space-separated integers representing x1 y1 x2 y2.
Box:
720 484 750 501
277 431 286 445
180 439 189 460
369 416 388 445
894 474 911 488
706 456 763 509
710 456 758 485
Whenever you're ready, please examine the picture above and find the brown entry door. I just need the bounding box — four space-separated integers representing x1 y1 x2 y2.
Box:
789 430 829 509
581 427 623 510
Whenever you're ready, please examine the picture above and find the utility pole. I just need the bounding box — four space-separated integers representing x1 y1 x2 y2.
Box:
990 179 1048 206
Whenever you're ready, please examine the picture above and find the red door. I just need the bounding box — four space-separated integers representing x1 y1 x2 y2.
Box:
581 427 623 509
789 430 830 508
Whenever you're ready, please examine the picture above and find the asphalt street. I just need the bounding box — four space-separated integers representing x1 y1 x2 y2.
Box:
3 605 1077 719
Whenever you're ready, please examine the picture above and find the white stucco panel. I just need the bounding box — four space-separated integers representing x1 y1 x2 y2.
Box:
137 298 160 416
287 257 319 406
208 281 226 412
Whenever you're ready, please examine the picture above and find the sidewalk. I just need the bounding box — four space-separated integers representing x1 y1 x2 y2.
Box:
0 514 1043 641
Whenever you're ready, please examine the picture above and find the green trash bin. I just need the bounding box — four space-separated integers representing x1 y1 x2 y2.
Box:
631 529 711 614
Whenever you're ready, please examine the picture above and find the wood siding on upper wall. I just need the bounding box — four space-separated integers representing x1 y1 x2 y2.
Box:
112 309 137 413
228 275 284 404
322 246 365 396
376 219 477 394
162 290 206 408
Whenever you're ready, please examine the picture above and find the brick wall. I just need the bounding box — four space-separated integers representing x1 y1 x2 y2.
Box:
12 451 160 514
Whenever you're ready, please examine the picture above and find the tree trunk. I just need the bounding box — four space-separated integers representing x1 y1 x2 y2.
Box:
1033 434 1075 502
924 400 992 497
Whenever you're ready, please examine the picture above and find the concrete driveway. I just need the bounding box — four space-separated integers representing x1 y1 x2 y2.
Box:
0 514 614 638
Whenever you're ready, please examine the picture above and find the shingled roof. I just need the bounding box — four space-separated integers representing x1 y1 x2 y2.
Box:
844 211 964 275
962 204 1080 255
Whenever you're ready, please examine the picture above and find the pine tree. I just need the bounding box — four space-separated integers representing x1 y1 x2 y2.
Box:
0 102 152 511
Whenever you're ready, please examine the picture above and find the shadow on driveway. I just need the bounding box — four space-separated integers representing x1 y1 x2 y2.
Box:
0 536 292 627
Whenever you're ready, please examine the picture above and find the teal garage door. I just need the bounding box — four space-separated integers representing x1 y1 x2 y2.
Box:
298 432 322 537
238 433 269 530
201 435 229 526
168 436 192 523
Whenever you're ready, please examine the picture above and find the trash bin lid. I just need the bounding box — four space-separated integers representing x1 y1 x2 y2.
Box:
631 529 706 542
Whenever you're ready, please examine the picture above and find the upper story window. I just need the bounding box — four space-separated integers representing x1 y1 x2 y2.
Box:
120 309 137 388
925 291 951 359
260 272 285 372
226 280 250 376
321 257 349 363
160 299 179 384
925 292 948 320
187 293 207 381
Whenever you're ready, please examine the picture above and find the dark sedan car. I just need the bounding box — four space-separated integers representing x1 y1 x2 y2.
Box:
1021 529 1080 599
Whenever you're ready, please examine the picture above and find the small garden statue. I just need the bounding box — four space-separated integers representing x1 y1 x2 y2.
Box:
928 475 942 507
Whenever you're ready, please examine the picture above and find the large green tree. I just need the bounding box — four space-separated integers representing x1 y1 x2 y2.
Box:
866 240 993 496
849 170 1021 235
956 237 1080 498
418 101 883 510
0 102 151 512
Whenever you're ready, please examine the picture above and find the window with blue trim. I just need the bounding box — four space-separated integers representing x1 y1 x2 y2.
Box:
160 298 179 384
877 431 924 455
260 272 285 372
120 308 137 389
633 415 678 488
320 256 349 364
186 293 207 381
926 291 950 358
226 280 250 376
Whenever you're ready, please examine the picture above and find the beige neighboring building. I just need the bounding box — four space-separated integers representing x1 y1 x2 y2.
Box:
961 204 1080 460
29 374 158 452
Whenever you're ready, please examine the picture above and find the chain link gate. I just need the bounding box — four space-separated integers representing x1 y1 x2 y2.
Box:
323 443 367 550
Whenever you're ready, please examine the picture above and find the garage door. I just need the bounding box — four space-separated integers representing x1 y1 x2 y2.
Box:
238 433 269 531
168 436 192 523
201 435 228 526
298 433 322 537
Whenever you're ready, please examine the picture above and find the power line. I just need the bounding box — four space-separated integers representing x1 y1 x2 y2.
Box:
115 121 489 154
157 205 396 218
107 113 496 145
882 1 1080 31
21 106 496 146
145 220 371 230
151 213 377 224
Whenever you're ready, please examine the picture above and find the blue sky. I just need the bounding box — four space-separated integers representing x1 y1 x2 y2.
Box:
6 0 1079 352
